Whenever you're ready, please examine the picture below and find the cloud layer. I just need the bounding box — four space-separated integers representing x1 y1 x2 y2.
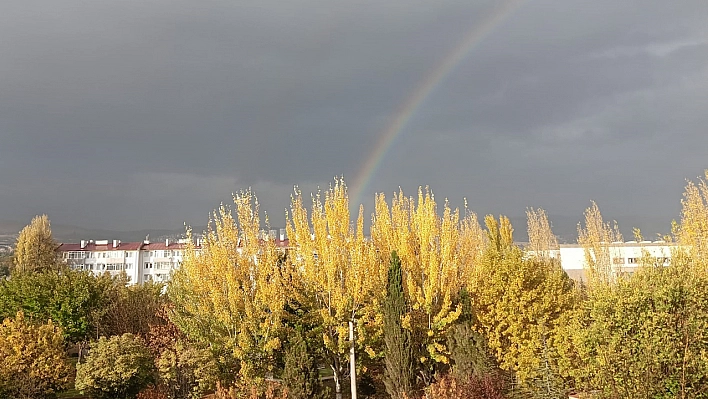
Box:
1 0 707 237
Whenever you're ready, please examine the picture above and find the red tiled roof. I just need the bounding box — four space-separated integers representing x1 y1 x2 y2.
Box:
57 239 289 252
143 242 193 250
57 242 143 251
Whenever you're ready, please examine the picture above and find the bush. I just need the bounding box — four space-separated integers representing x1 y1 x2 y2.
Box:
76 333 155 399
136 385 169 399
155 341 219 399
214 381 287 399
426 373 507 399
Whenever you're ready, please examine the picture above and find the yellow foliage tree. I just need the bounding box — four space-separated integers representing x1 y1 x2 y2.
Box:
471 215 577 395
370 188 486 382
0 311 71 398
286 178 386 397
674 170 708 270
169 191 291 384
526 207 559 261
13 214 60 273
577 202 623 287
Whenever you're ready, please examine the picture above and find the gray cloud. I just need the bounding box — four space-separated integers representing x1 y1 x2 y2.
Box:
0 0 707 237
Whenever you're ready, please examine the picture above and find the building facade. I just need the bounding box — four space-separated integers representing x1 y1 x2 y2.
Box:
57 238 199 284
545 241 676 281
56 229 289 285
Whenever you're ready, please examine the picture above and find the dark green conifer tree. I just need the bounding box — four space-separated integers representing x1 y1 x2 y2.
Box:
281 327 328 399
446 287 490 380
383 251 413 399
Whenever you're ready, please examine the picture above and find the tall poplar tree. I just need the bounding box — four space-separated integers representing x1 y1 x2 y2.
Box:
371 188 486 382
674 170 708 270
577 202 623 287
286 179 386 398
169 191 291 384
526 207 559 260
13 215 59 273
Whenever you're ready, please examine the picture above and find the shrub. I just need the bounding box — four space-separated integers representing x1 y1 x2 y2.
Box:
76 333 155 399
426 373 507 399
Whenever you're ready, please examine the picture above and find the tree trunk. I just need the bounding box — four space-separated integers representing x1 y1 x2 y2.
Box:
350 320 357 399
333 357 342 399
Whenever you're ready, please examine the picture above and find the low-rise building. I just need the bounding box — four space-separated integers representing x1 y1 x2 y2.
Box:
57 229 290 284
57 238 198 284
536 241 677 281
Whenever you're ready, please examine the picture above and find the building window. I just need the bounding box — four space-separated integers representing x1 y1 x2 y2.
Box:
68 251 87 259
613 257 625 265
655 257 670 265
627 258 638 264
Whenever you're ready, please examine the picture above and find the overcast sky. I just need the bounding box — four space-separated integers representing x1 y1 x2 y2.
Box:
1 0 707 237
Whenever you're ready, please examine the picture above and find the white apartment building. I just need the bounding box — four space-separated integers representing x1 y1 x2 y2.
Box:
540 241 676 281
57 229 290 285
57 238 199 284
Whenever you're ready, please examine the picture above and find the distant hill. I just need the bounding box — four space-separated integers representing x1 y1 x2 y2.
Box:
507 214 673 244
0 211 674 247
0 220 204 244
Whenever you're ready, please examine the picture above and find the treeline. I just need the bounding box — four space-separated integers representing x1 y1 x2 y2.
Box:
2 173 708 399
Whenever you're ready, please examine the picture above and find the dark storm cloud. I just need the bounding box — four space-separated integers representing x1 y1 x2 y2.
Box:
0 0 707 235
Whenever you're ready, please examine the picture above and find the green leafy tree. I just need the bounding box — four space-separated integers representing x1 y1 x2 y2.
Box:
566 175 708 398
104 281 165 338
75 333 156 399
383 251 413 399
570 262 708 398
147 306 220 399
155 341 220 399
0 269 125 352
13 215 60 273
0 253 11 277
0 311 71 399
281 327 329 399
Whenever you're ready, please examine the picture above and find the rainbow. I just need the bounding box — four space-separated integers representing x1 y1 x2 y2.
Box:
351 0 527 206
